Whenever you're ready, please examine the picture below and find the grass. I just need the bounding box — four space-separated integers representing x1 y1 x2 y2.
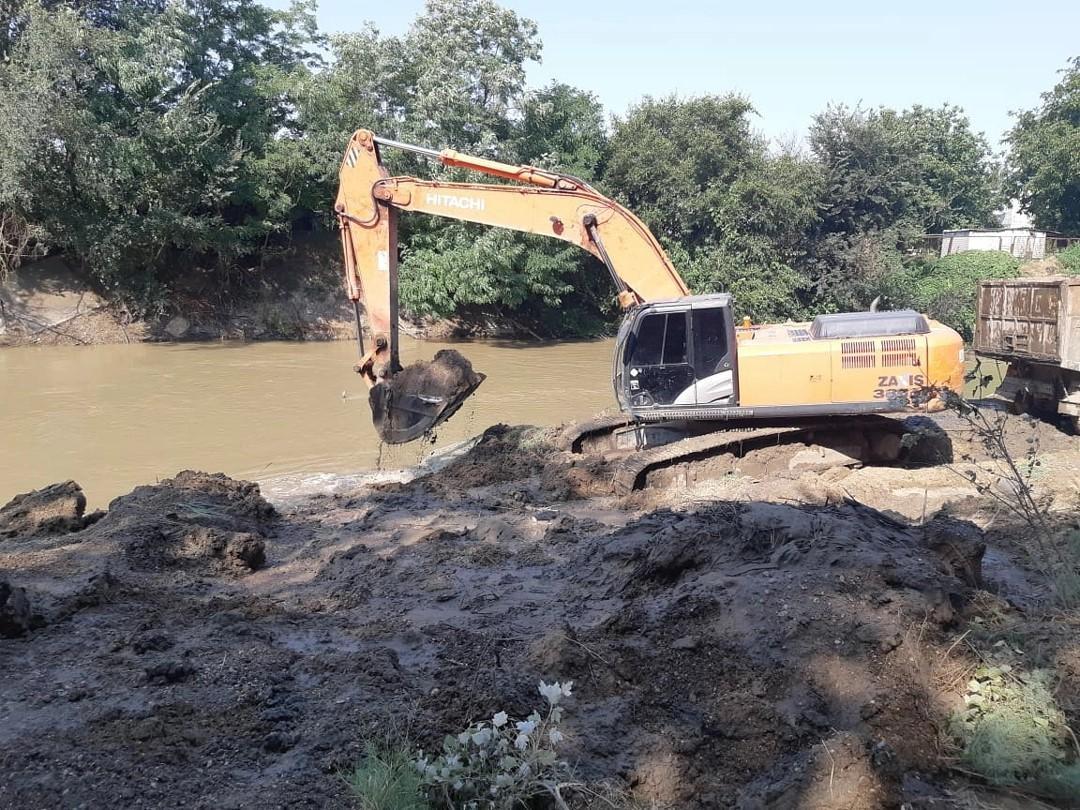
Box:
345 744 429 810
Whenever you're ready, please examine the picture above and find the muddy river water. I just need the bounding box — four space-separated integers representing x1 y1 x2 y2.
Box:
2 338 1005 508
1 338 618 507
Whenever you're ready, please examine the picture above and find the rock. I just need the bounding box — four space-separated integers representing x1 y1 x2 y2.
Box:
163 316 191 339
0 579 32 638
787 445 863 473
0 480 94 540
672 635 699 650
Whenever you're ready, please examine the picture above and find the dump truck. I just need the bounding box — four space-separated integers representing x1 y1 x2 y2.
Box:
974 276 1080 430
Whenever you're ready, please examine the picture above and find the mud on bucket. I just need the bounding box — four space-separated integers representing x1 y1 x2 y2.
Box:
369 349 486 444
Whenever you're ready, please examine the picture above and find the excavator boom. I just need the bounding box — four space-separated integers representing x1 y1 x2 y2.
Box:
335 129 689 443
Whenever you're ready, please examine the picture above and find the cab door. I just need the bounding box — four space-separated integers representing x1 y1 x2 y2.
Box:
690 303 736 405
624 309 695 408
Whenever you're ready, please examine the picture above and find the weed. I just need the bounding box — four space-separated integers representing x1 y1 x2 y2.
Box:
949 665 1079 803
346 743 430 810
349 681 580 810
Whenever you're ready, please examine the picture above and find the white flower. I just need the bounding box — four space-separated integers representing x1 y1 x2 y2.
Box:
414 758 428 774
548 728 564 745
471 728 492 746
514 733 529 750
453 780 463 791
494 773 513 789
457 731 470 745
515 719 537 735
492 711 508 728
424 764 438 779
538 680 563 705
444 754 460 770
517 762 532 777
561 681 574 697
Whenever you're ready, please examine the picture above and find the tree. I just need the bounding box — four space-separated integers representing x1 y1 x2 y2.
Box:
1007 57 1080 233
806 103 1001 312
0 0 320 308
515 82 607 180
604 94 758 248
810 103 1000 239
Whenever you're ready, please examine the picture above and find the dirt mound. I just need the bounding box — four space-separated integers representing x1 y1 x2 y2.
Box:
0 480 101 540
1 429 1076 808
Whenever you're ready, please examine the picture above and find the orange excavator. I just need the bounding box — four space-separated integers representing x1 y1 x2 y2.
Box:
336 129 966 477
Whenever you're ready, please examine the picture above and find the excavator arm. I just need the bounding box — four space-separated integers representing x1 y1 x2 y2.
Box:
335 129 689 443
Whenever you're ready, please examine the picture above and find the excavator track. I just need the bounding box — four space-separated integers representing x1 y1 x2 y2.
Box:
560 414 914 495
556 413 635 453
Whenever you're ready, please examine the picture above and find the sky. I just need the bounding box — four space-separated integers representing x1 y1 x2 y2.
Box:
265 0 1078 150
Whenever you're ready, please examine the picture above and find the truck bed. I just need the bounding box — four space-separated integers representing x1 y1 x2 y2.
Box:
974 276 1080 371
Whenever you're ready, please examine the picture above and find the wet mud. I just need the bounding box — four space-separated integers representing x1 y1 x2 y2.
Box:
1 417 1079 808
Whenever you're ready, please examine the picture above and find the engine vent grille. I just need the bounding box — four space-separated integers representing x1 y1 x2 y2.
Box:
881 337 919 367
787 328 812 342
841 340 877 369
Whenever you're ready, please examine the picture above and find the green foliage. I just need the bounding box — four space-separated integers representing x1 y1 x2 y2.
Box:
346 744 429 810
0 0 1038 330
950 665 1079 802
1057 243 1080 275
0 0 321 312
515 82 607 180
604 94 758 246
1007 57 1080 233
413 680 574 809
400 227 578 320
884 251 1021 339
810 104 1001 237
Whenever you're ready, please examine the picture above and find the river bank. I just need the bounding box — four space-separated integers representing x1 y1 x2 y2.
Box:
2 413 1079 808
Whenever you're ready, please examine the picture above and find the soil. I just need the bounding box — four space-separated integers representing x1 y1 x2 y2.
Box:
2 417 1079 808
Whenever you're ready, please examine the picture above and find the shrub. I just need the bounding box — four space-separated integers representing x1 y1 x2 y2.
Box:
889 251 1021 339
1057 243 1080 275
413 680 574 809
347 680 576 810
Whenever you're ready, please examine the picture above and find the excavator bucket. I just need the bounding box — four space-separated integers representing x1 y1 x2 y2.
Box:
369 349 485 444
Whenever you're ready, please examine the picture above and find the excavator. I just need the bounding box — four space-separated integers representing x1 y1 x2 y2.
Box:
335 129 966 490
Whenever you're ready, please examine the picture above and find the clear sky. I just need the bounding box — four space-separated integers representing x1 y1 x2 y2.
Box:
266 0 1078 149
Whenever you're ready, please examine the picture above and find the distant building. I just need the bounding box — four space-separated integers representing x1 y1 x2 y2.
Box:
940 227 1048 260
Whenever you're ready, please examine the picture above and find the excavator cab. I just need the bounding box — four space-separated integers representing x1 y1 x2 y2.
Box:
615 294 739 414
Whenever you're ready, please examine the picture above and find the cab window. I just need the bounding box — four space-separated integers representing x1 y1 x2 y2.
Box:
628 313 687 367
692 307 728 375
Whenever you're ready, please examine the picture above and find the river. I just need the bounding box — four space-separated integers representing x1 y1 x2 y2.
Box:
1 338 618 507
2 338 1006 508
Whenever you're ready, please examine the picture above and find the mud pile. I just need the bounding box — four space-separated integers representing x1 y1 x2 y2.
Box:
1 425 1077 808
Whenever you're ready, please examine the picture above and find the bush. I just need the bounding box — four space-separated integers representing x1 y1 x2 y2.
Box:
887 251 1021 339
1057 243 1080 275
